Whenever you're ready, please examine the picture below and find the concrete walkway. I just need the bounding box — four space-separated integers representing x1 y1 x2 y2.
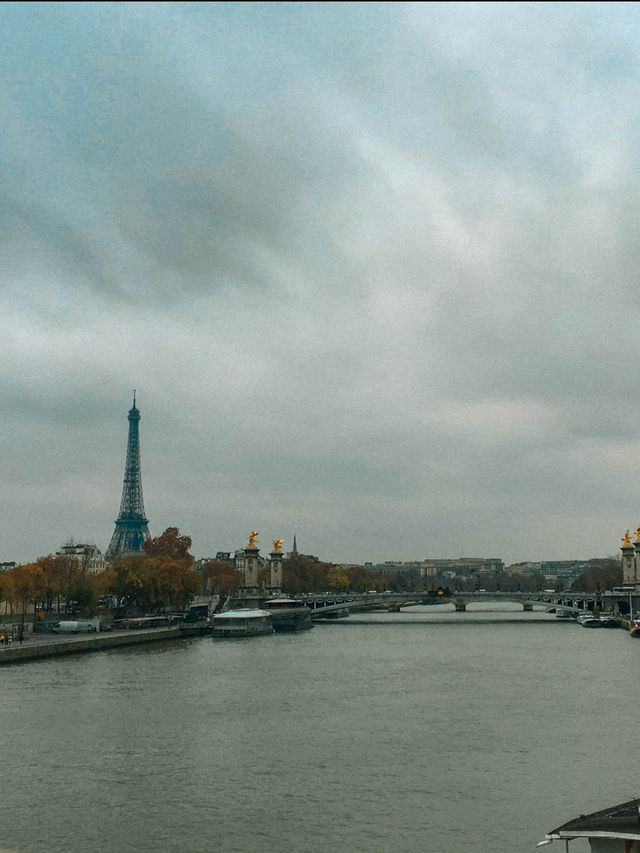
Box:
0 625 184 665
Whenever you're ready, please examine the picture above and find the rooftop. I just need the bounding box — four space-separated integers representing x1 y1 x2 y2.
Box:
546 799 640 843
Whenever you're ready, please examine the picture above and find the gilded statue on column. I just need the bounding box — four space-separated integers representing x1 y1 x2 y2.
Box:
622 530 632 547
272 538 284 553
247 531 259 548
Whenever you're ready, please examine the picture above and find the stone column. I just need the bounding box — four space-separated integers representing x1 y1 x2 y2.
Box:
243 547 261 589
270 551 283 592
622 543 636 586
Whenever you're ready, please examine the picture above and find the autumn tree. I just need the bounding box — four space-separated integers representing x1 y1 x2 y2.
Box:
0 572 15 615
70 572 99 617
143 527 193 565
102 555 147 613
35 555 66 613
11 563 45 626
327 565 350 591
142 557 201 611
283 555 331 593
201 560 242 595
102 532 201 614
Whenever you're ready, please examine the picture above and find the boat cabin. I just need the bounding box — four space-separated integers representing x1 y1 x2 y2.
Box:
542 798 640 852
212 609 274 637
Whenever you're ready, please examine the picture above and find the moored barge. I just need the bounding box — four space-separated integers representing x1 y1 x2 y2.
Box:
212 609 274 637
263 597 313 632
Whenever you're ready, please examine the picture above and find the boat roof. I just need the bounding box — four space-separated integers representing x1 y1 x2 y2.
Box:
214 609 271 619
546 799 640 842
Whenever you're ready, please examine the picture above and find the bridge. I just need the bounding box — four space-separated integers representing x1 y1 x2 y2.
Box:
297 590 622 620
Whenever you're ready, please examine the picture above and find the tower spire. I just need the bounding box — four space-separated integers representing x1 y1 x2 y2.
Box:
105 395 150 561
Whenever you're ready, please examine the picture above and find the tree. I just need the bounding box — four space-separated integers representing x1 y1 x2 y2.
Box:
386 572 407 593
258 565 271 588
102 551 201 615
327 565 350 590
282 555 334 593
103 555 148 613
70 572 99 617
35 555 66 613
143 557 201 611
143 527 193 565
571 558 622 592
201 560 242 595
11 563 45 626
0 572 15 615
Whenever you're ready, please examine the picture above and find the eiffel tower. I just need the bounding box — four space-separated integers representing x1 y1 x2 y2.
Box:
105 392 150 561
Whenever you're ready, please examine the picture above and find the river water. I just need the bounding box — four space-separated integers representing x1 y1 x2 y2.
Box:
1 605 637 853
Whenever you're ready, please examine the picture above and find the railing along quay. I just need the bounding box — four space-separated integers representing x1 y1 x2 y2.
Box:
0 625 182 665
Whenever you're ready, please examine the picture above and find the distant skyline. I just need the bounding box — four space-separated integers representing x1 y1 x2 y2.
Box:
3 2 640 565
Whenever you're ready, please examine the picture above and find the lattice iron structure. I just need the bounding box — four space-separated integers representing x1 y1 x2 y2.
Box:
105 393 150 561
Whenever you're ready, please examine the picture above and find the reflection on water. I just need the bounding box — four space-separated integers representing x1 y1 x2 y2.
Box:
0 606 629 853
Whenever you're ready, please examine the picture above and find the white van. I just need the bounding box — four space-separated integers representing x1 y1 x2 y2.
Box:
53 621 99 634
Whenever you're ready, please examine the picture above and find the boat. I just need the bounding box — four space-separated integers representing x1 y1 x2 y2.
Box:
540 797 640 851
555 610 572 619
212 609 274 637
576 613 602 627
262 598 313 632
599 614 620 628
630 618 640 638
179 597 219 635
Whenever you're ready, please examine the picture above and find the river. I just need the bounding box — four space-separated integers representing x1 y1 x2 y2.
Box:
1 604 635 853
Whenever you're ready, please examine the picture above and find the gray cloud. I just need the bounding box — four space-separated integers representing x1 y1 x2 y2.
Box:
2 2 640 565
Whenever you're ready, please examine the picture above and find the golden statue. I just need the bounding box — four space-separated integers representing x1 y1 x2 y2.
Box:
622 530 632 547
247 531 259 548
272 538 284 553
635 527 640 543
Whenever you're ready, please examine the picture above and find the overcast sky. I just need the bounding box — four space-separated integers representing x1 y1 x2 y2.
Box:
3 1 640 566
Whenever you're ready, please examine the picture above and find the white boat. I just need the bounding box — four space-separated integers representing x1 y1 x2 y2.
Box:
576 613 602 627
541 798 640 851
212 609 274 637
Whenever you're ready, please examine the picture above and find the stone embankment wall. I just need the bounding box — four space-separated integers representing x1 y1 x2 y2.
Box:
0 626 182 665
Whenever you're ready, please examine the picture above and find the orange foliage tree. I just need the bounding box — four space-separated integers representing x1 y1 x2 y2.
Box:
201 560 242 595
11 563 45 624
143 527 193 565
101 528 200 614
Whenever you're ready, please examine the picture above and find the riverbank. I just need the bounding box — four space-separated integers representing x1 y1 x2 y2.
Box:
0 625 183 664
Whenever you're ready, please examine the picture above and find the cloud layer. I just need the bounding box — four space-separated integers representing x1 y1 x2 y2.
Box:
3 2 640 564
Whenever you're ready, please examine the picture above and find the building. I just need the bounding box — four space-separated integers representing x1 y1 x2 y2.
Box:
368 561 422 577
420 557 505 578
56 542 106 575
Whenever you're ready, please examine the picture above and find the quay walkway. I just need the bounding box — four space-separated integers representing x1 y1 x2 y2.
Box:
0 625 183 665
